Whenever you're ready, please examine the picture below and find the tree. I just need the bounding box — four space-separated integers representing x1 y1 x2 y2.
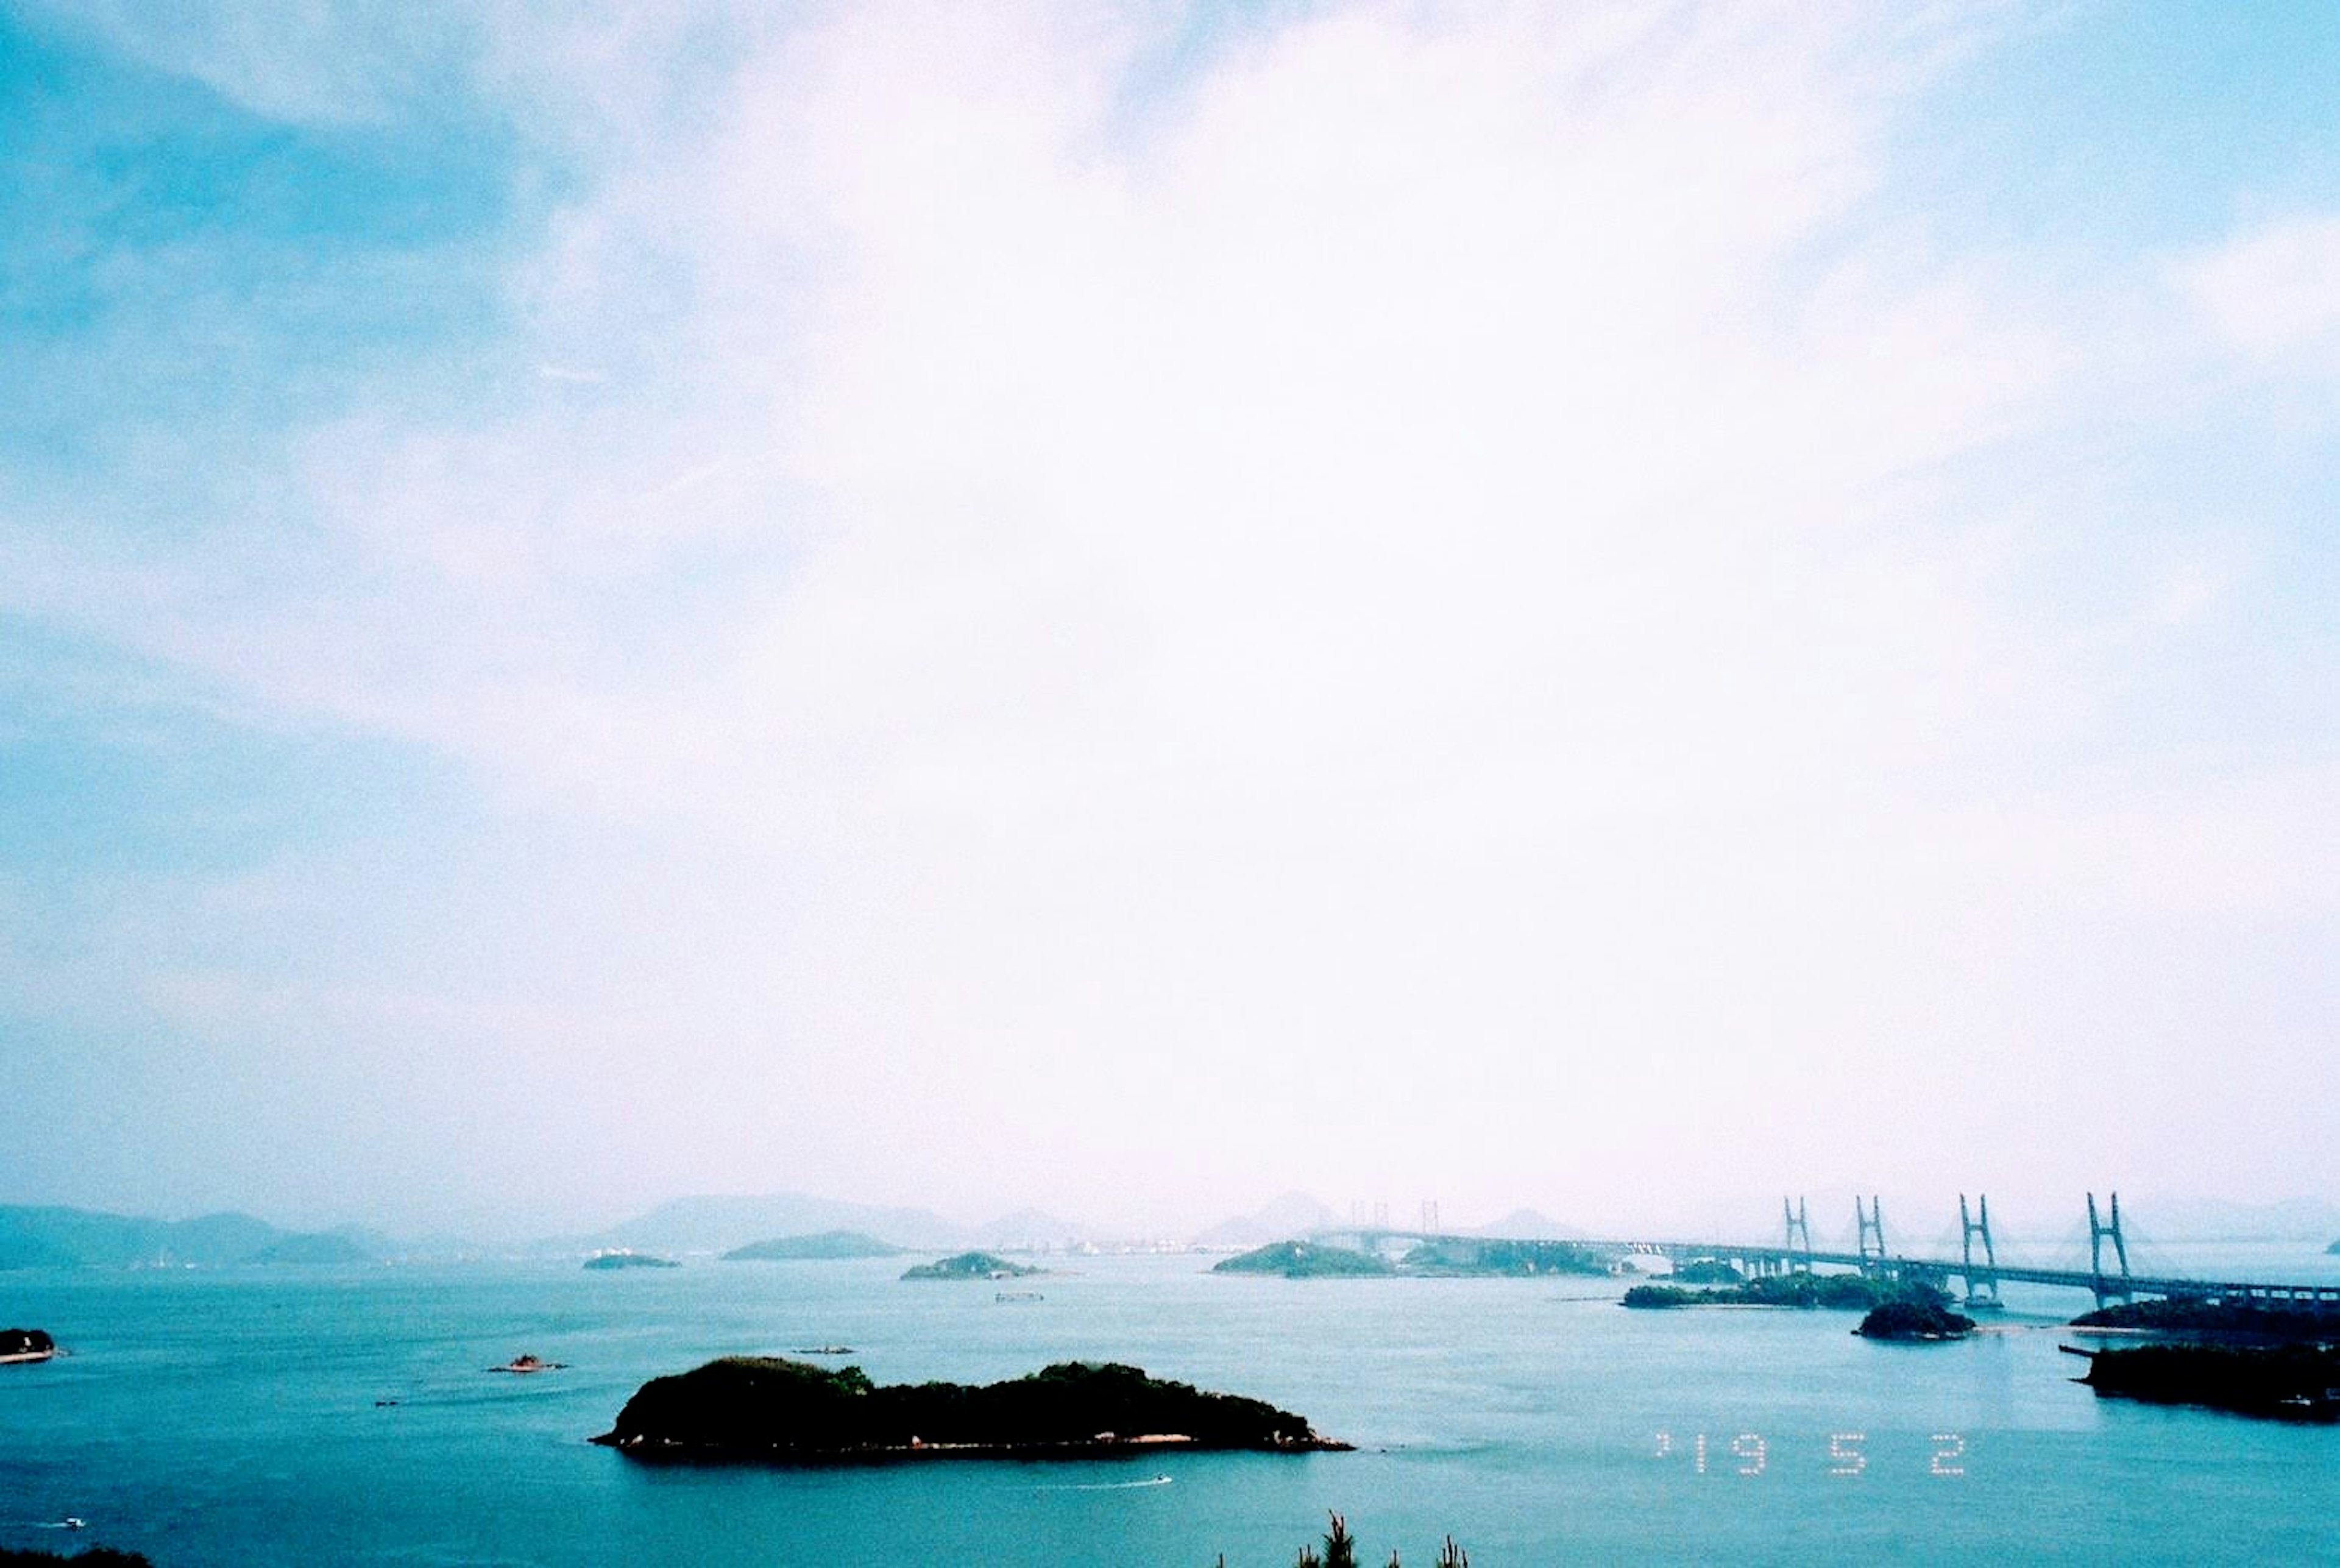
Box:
1322 1513 1356 1568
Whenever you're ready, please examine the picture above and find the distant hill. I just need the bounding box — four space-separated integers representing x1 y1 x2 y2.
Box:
1194 1193 1338 1249
724 1232 905 1261
569 1193 965 1256
0 1205 379 1269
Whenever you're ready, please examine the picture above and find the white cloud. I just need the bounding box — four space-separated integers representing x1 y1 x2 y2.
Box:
2175 211 2340 372
8 2 2337 1230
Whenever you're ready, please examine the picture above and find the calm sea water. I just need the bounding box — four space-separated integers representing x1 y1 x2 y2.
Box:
3 1246 2336 1565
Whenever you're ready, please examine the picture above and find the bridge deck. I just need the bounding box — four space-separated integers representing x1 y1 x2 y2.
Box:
1310 1229 2340 1305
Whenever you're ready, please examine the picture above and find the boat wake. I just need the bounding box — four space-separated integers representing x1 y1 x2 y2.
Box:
1034 1475 1172 1492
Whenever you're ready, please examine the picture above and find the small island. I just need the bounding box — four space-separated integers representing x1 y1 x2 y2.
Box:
1622 1273 1890 1311
1 1328 55 1364
2072 1342 2338 1421
1397 1238 1607 1278
592 1357 1350 1460
1854 1297 1977 1341
584 1250 681 1271
900 1250 1042 1281
1212 1241 1394 1279
725 1231 905 1261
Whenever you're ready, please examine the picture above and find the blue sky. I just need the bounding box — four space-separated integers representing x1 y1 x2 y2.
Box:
3 2 2337 1241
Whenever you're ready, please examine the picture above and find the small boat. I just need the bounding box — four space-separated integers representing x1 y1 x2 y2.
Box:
994 1290 1044 1303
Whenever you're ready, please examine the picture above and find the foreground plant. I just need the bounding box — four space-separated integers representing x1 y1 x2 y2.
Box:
1233 1512 1464 1568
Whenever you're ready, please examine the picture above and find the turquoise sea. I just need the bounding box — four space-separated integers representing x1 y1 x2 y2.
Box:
4 1246 2337 1565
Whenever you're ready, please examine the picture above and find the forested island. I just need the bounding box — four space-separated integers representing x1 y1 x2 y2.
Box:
1212 1238 1607 1280
592 1357 1349 1460
1213 1242 1394 1279
1853 1298 1977 1341
725 1231 904 1261
1395 1238 1606 1277
2074 1343 2338 1421
2071 1297 2340 1338
899 1251 1041 1281
584 1250 679 1270
1621 1273 1891 1310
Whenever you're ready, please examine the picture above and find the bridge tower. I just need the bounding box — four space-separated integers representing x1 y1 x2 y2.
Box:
1959 1193 2000 1307
2087 1191 2133 1307
1420 1199 1439 1235
1782 1197 1812 1273
1856 1195 1887 1274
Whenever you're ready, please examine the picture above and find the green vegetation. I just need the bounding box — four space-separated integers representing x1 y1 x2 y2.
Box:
899 1250 1040 1280
2072 1297 2340 1339
1294 1511 1358 1568
1396 1239 1606 1278
1235 1512 1468 1568
2 1327 55 1358
1854 1298 1977 1341
1621 1272 1892 1310
583 1250 681 1270
594 1358 1347 1458
2077 1343 2339 1421
1668 1259 1745 1285
1213 1242 1395 1279
723 1231 905 1261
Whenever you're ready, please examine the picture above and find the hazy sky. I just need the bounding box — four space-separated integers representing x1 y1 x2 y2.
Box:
4 2 2336 1244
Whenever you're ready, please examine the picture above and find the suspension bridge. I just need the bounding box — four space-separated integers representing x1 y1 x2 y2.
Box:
1313 1192 2340 1311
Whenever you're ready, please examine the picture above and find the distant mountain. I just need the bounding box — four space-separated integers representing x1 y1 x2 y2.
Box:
569 1193 965 1256
1194 1192 1338 1249
0 1205 378 1268
1471 1208 1588 1241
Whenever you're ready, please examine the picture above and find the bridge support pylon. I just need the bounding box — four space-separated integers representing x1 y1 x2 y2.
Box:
1959 1193 2000 1307
1782 1197 1812 1274
2087 1191 2132 1308
1856 1194 1886 1275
